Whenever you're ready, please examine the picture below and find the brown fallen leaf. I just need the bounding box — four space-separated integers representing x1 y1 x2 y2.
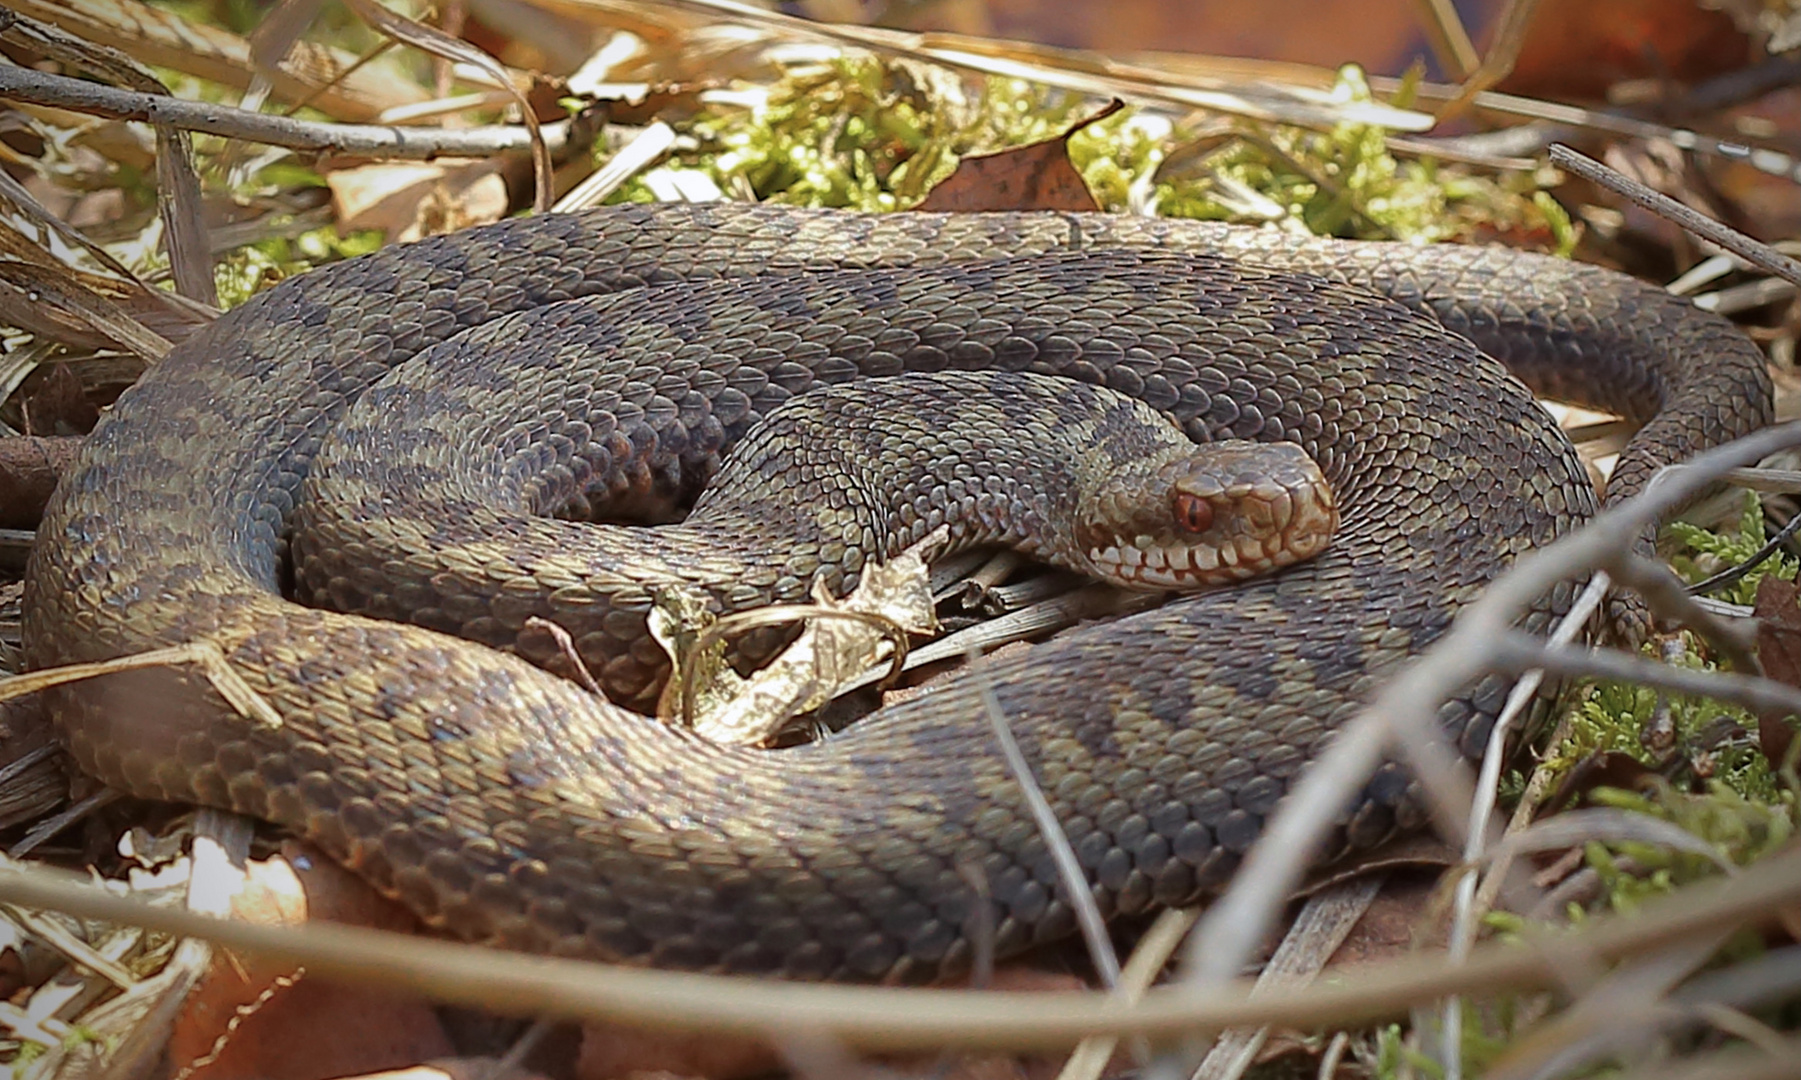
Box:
1326 874 1447 964
577 1021 780 1080
1752 575 1801 769
342 1060 553 1080
168 842 452 1080
20 362 97 435
913 100 1123 213
0 435 84 529
327 160 511 242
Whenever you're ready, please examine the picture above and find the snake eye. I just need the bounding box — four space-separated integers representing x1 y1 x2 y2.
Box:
1174 492 1214 534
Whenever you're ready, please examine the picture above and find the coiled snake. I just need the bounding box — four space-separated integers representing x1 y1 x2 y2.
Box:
24 205 1772 982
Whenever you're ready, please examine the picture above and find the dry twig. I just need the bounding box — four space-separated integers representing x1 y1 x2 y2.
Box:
0 849 1788 1049
1182 421 1801 990
0 64 585 160
1549 144 1801 287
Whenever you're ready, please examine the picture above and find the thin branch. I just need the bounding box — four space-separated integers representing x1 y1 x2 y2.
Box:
0 0 419 121
1408 0 1479 79
1054 907 1198 1080
1191 875 1386 1080
969 650 1122 989
1549 144 1801 288
0 63 580 160
1492 633 1801 719
1181 423 1801 989
1674 944 1801 1012
336 0 550 212
1479 930 1732 1080
1477 807 1737 875
650 0 1435 133
1686 512 1801 598
1435 0 1544 122
0 8 214 304
1605 553 1760 669
0 642 284 730
554 121 676 211
6 790 117 858
1442 571 1609 1080
1719 467 1801 493
0 850 1789 1049
1369 71 1801 183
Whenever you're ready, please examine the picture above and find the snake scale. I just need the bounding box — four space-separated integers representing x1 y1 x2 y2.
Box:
292 260 1339 707
24 204 1772 982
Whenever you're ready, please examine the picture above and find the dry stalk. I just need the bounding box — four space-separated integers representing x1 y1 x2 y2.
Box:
334 0 551 212
635 0 1433 132
0 64 582 160
1188 876 1387 1080
1439 572 1607 1077
0 8 213 304
969 651 1122 990
0 641 283 731
1055 908 1199 1080
1549 144 1801 288
0 847 1789 1050
1181 421 1801 991
1434 0 1544 122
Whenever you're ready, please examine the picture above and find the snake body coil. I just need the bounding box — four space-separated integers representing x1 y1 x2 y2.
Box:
24 205 1771 982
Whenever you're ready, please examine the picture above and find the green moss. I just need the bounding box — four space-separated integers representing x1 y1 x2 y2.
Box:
1553 662 1782 803
1585 784 1793 903
1538 491 1797 805
1474 496 1799 1054
612 56 1557 244
9 1040 45 1077
212 223 385 308
1667 491 1799 606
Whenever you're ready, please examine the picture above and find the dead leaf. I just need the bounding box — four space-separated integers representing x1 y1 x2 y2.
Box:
0 434 83 528
1322 874 1446 965
21 363 96 435
328 160 510 242
168 843 451 1080
577 1022 779 1080
1752 575 1801 768
656 528 945 745
914 100 1122 212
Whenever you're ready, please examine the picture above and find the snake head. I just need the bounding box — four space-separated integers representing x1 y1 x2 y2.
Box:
1077 439 1337 590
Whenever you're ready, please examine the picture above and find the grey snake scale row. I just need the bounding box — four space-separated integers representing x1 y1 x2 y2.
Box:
24 204 1772 983
292 265 1338 706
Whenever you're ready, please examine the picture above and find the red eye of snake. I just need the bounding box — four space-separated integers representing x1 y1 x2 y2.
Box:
1174 492 1213 534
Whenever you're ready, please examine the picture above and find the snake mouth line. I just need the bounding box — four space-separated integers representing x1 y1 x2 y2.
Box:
1086 536 1284 589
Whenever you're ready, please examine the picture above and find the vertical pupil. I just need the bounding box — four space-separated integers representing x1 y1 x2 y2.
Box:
1181 495 1211 532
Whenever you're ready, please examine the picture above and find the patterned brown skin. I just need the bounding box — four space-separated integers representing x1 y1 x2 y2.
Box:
24 205 1772 983
293 291 1340 705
